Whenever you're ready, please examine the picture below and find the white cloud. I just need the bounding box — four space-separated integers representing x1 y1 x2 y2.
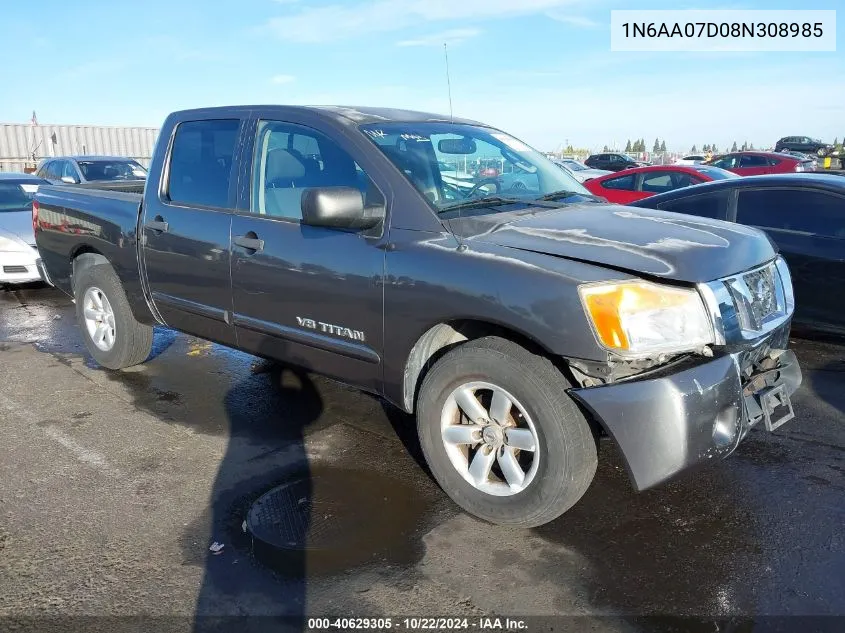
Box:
397 28 482 47
270 74 296 84
264 0 588 42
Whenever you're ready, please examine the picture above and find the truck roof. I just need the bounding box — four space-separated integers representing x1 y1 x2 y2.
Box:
44 156 143 161
170 105 484 127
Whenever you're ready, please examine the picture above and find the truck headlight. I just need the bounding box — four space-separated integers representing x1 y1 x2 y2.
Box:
0 234 29 253
579 280 714 357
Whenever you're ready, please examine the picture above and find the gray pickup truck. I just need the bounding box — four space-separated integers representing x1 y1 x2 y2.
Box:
34 105 802 527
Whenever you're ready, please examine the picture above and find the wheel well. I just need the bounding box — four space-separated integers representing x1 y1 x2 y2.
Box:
71 249 109 292
402 320 569 413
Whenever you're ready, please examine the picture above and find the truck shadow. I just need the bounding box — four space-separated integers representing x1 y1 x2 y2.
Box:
192 359 321 633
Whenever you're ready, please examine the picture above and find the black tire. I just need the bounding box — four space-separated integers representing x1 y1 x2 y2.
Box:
416 336 597 528
74 263 153 370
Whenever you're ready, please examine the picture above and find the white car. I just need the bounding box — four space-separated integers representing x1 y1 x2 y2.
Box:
553 159 612 183
674 155 707 165
0 174 47 286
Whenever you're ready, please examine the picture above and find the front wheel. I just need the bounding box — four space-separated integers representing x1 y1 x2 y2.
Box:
416 337 598 527
74 263 153 370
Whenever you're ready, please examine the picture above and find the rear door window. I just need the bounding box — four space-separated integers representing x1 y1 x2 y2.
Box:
736 188 845 238
62 161 78 181
641 172 677 193
739 155 769 168
46 162 63 180
166 119 241 209
657 191 729 219
601 174 635 190
711 155 739 169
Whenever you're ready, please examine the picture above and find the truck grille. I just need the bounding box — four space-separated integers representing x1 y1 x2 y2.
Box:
3 266 29 274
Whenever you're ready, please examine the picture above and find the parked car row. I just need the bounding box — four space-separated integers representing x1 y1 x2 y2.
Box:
1 155 149 287
581 150 819 205
35 155 148 185
707 151 815 175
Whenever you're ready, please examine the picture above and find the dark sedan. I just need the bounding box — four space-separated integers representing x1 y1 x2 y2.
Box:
630 173 845 336
584 152 649 172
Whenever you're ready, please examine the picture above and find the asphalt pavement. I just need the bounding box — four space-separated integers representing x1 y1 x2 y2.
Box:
1 283 844 632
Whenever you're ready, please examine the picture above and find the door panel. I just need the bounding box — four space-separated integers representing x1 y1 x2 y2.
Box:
770 234 844 330
141 117 243 346
229 117 386 392
230 219 384 388
142 208 234 343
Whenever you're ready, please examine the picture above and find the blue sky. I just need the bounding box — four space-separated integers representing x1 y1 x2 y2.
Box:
1 0 842 152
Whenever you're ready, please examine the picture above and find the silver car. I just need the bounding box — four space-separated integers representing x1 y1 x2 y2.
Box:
0 173 48 285
554 159 612 183
35 155 147 185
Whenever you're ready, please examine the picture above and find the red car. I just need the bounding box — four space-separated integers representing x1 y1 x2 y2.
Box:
706 151 815 176
584 165 738 204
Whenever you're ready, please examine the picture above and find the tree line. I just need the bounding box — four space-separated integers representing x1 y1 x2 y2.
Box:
595 137 844 155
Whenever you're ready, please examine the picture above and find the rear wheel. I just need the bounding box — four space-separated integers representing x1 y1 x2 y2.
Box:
74 263 153 369
416 337 597 527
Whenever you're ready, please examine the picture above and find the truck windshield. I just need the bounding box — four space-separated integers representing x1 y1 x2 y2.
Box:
360 122 592 213
0 183 33 212
78 160 148 181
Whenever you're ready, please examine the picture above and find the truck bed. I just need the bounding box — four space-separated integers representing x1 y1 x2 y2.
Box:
34 184 147 319
72 180 147 195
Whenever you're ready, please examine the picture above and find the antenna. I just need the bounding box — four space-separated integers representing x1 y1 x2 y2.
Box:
444 43 453 122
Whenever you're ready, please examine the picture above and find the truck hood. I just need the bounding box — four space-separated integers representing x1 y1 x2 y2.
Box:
466 204 777 283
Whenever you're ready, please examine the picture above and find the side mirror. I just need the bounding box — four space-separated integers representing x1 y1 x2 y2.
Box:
301 187 384 230
60 176 78 184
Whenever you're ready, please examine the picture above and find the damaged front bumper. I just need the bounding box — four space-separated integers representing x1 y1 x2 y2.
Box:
569 345 802 492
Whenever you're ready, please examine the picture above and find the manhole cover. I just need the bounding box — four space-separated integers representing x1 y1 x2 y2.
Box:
247 476 366 551
245 468 434 574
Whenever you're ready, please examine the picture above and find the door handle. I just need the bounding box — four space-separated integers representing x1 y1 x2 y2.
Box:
145 216 169 233
234 234 264 252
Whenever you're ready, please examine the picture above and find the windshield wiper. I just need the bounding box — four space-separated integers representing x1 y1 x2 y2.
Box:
437 196 527 213
538 190 604 203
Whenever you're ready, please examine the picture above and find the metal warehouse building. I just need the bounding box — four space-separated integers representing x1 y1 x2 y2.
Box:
0 123 159 173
